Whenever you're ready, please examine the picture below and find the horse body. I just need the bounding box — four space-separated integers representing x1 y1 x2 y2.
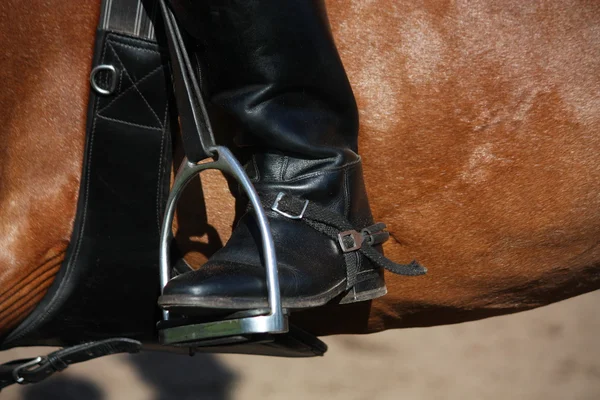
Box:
1 0 599 340
0 0 99 334
321 0 600 334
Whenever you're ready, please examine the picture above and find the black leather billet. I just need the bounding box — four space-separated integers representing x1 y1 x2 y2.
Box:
0 338 141 390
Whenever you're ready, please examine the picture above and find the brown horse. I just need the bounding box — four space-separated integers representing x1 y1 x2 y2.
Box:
1 0 599 341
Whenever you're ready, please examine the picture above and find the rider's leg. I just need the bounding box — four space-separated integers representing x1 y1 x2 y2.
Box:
160 0 391 313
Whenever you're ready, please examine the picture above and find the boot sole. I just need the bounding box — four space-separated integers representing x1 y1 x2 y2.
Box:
159 270 386 315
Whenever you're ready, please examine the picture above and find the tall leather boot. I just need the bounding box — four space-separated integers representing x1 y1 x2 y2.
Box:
159 0 425 315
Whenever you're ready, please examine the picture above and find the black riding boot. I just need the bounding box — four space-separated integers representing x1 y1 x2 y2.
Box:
159 0 425 315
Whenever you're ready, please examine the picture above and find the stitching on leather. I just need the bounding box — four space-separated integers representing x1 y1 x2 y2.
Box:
155 100 169 231
106 32 160 47
97 115 163 131
96 62 163 120
96 43 164 128
117 69 123 93
105 38 162 55
108 41 164 127
101 34 169 250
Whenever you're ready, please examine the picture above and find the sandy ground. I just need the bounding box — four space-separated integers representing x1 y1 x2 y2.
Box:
1 291 599 400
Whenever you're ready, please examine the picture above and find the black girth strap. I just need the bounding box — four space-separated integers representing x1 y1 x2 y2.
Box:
0 338 141 391
264 192 427 287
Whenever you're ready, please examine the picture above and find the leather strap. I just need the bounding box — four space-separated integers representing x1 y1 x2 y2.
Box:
263 192 428 283
159 0 216 162
0 338 141 391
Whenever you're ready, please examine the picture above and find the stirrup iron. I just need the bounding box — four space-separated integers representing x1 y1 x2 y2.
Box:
158 147 289 345
155 0 313 351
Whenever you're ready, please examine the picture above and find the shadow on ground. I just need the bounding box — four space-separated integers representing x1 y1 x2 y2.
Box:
21 352 238 400
22 377 103 400
133 352 239 400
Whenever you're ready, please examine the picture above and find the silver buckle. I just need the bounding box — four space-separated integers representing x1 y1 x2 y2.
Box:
338 230 364 252
13 357 45 384
271 192 309 220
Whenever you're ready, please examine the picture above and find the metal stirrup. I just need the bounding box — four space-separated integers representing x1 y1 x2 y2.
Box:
157 0 287 344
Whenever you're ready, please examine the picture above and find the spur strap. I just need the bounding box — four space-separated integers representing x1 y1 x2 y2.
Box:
264 192 427 288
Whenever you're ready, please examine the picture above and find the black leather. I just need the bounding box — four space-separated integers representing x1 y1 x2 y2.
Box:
160 0 216 162
159 0 388 314
0 338 141 390
169 0 359 161
2 31 172 348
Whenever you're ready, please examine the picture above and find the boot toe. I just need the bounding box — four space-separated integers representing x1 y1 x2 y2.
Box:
160 260 270 310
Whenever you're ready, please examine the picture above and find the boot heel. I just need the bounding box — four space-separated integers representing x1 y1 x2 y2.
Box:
338 270 387 304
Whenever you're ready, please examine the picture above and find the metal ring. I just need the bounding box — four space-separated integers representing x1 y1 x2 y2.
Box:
90 64 118 96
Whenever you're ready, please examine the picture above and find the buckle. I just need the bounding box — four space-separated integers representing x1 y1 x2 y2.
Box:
271 192 309 220
338 230 364 252
13 357 45 384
